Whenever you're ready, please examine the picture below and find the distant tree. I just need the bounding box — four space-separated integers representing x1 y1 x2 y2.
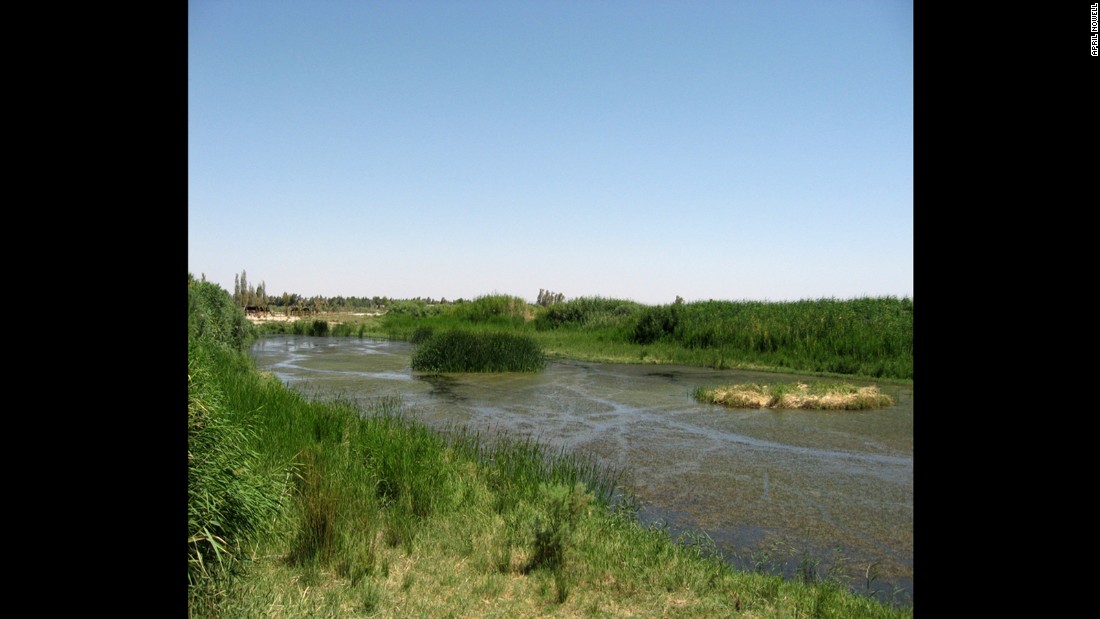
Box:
239 270 249 306
537 289 565 307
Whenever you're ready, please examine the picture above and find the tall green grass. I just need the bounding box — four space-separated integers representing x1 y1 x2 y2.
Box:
187 344 284 590
451 293 530 325
533 296 643 333
411 330 546 373
188 274 255 351
256 319 331 336
628 297 913 378
187 276 284 605
378 294 913 380
382 294 533 340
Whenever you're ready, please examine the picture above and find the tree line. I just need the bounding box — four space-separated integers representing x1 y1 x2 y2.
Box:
225 270 576 314
226 269 412 313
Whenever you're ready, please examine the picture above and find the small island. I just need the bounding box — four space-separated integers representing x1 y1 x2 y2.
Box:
693 382 895 410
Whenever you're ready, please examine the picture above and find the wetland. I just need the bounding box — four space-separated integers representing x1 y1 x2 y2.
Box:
251 334 913 605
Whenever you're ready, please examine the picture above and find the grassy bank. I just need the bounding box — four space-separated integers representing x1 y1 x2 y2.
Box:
189 276 913 617
252 294 913 382
365 294 913 382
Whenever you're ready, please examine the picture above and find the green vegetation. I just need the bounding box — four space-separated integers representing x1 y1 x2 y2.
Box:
188 275 274 593
373 293 913 381
694 382 896 410
189 274 256 351
411 330 546 373
256 318 339 337
231 270 912 381
189 276 912 617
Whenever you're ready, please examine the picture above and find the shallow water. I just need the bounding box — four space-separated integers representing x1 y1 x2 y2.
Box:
251 335 913 605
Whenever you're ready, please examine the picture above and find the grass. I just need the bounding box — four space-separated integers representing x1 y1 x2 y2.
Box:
693 382 896 410
411 329 546 373
188 275 913 617
187 345 283 589
193 379 911 618
369 295 913 382
254 294 914 382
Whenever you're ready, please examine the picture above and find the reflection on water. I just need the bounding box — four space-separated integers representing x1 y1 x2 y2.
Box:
251 335 913 606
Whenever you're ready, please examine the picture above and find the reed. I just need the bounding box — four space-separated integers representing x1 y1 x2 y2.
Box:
188 274 255 351
375 294 912 381
411 330 546 373
533 296 643 332
452 293 531 325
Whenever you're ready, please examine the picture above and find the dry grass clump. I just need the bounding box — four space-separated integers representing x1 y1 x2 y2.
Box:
695 382 894 410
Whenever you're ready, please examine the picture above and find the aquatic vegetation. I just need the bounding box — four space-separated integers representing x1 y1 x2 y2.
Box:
693 382 895 410
411 330 546 372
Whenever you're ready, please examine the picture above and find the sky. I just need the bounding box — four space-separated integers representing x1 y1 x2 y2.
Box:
188 0 913 306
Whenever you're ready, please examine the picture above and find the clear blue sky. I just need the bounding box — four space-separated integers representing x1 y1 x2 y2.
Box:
188 0 913 305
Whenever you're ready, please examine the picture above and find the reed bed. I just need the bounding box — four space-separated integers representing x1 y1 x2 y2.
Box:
377 295 912 381
533 296 643 332
411 329 546 373
631 297 913 379
255 318 332 336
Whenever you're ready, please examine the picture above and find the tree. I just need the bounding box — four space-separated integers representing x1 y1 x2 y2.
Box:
537 289 565 307
239 270 249 307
